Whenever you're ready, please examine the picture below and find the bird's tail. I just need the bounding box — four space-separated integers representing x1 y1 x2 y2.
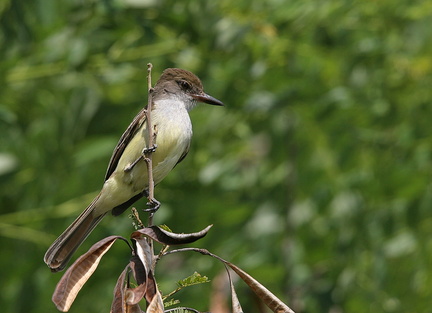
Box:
44 195 106 272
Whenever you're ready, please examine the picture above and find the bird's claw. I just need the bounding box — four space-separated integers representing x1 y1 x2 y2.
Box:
144 198 160 213
124 144 158 173
143 144 158 154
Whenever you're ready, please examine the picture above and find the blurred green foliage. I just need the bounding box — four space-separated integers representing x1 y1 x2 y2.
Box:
1 0 432 312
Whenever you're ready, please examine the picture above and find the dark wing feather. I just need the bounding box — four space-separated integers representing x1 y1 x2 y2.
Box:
105 107 147 180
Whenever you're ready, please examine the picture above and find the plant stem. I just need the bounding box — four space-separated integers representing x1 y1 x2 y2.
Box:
144 63 156 227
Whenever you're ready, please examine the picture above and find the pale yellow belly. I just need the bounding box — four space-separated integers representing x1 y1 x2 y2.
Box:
94 116 191 215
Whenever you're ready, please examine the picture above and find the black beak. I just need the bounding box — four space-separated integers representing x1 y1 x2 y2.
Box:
192 93 224 106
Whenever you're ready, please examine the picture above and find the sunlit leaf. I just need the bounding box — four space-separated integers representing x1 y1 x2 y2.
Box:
52 236 128 312
177 272 210 287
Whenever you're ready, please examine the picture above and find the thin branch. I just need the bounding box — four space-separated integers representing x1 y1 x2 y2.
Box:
163 247 228 263
147 63 153 91
143 63 157 227
164 308 201 313
162 285 184 300
162 247 295 313
155 245 170 264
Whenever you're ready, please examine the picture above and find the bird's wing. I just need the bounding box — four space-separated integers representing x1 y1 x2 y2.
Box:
105 107 147 180
174 142 190 167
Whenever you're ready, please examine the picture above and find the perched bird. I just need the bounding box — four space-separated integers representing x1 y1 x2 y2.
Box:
44 68 223 272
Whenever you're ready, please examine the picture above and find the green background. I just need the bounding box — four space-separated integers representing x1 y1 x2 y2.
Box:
1 0 432 312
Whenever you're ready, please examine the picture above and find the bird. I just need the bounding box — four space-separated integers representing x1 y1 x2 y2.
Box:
44 68 223 272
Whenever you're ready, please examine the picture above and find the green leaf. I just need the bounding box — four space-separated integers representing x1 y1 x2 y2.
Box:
163 298 180 308
177 272 210 288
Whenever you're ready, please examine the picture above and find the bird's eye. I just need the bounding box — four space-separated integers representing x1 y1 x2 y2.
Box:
178 80 192 90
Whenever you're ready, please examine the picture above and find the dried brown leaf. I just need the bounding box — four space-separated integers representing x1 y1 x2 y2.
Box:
145 290 164 313
131 225 212 246
111 265 129 313
144 272 157 303
226 268 243 313
111 264 145 313
124 289 144 313
125 285 147 306
52 236 127 312
125 303 144 313
131 234 154 303
226 262 294 313
130 255 147 286
164 248 294 313
132 235 153 279
128 237 159 305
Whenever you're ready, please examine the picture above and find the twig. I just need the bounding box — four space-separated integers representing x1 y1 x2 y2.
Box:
162 247 228 263
155 245 170 264
144 63 157 227
164 308 201 313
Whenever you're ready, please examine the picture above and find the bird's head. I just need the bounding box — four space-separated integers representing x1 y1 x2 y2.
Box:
155 68 224 110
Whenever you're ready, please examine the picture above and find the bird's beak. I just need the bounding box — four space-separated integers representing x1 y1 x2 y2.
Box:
192 93 224 106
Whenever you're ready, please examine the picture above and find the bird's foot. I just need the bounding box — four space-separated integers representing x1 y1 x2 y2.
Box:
124 144 158 173
144 198 160 213
143 144 158 155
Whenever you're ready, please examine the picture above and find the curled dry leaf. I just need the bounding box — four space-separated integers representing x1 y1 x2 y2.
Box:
53 236 128 312
125 282 148 306
125 286 147 307
132 234 158 303
143 272 158 304
226 267 244 313
163 248 294 313
226 262 294 313
145 290 164 313
111 265 129 313
124 289 145 313
111 262 148 313
132 236 153 279
131 225 213 246
130 255 147 286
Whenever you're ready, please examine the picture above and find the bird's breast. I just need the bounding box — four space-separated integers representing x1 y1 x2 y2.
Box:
95 99 193 214
118 101 192 188
151 105 192 181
